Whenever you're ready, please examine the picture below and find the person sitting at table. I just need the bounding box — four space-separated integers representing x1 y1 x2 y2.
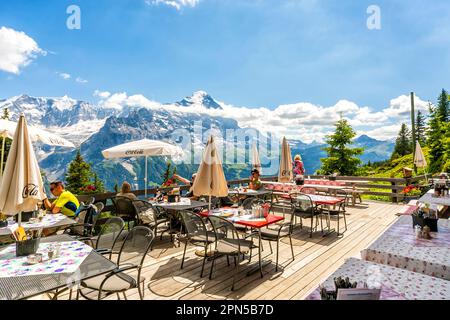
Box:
43 181 80 218
249 169 263 190
173 173 199 200
116 181 137 200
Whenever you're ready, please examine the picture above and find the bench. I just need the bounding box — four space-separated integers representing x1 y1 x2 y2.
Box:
262 181 368 206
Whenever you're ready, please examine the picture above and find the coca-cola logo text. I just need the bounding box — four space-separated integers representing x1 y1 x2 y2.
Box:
22 184 39 199
125 149 144 155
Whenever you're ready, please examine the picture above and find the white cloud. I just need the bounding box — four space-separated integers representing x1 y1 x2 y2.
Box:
146 0 200 10
0 26 46 74
57 72 71 80
75 77 88 84
93 90 111 99
93 90 430 143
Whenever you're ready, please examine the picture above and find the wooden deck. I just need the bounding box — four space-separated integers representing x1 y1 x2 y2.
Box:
54 200 402 300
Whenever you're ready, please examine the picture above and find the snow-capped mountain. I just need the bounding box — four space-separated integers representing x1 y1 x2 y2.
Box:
1 91 395 190
0 94 121 145
176 91 223 109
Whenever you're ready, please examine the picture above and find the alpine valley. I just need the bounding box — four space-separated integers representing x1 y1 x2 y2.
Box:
0 91 394 190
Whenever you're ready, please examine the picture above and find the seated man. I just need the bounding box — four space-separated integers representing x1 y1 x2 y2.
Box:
43 181 80 218
173 173 198 199
249 169 263 190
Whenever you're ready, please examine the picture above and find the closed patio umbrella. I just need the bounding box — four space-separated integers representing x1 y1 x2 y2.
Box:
102 139 183 197
414 141 428 181
251 142 262 175
192 136 228 210
0 119 75 177
278 137 293 183
0 115 47 225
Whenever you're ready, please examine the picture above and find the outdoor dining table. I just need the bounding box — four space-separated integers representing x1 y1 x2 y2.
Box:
152 199 209 212
361 215 450 280
0 213 76 237
304 257 450 300
0 234 117 300
228 188 273 205
280 193 344 236
418 189 450 215
199 208 284 278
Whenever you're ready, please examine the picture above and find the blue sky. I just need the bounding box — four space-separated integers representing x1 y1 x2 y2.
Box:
0 0 449 140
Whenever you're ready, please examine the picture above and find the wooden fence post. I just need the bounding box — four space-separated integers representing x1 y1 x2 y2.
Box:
391 181 398 203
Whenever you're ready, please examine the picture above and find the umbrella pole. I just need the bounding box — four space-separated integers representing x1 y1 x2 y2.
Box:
145 156 148 198
0 136 5 176
209 194 211 212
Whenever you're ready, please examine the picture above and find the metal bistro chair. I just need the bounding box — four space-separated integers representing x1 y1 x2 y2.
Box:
93 202 105 215
178 211 222 278
290 193 323 238
86 217 125 254
320 189 348 236
257 204 295 271
132 200 170 243
112 196 140 228
63 203 99 238
207 215 254 291
78 226 155 300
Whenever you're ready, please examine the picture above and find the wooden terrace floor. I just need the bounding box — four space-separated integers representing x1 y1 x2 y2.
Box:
53 200 402 300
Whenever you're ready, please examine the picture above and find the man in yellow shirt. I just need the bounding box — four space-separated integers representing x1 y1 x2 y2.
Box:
43 181 80 217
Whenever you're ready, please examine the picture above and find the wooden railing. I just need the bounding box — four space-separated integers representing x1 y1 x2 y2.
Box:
76 174 431 210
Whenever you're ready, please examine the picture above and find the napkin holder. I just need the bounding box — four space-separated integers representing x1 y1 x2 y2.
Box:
412 215 438 232
16 237 40 257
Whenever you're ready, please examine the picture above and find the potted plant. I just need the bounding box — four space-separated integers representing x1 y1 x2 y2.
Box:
401 185 423 204
0 211 8 228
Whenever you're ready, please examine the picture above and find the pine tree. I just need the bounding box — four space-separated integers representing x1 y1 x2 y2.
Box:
1 108 9 120
65 150 94 194
415 110 427 145
391 123 412 159
427 95 447 173
320 119 364 175
437 89 449 122
443 122 450 172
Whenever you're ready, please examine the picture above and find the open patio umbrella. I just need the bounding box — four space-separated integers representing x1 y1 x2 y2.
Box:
251 142 262 175
101 139 183 197
192 136 228 211
0 119 75 177
278 137 293 183
414 141 428 182
0 115 46 225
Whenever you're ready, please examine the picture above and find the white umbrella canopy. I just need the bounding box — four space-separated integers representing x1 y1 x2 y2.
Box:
278 137 293 183
101 139 183 159
251 142 262 175
101 139 183 197
0 119 75 147
192 136 229 210
0 118 75 176
0 115 46 220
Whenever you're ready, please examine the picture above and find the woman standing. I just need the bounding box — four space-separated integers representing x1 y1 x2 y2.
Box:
293 154 305 185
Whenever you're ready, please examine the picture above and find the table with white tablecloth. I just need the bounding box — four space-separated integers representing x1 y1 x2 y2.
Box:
361 215 450 280
305 258 450 300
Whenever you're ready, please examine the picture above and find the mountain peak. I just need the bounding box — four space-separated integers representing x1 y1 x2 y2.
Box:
176 91 222 109
355 134 380 143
